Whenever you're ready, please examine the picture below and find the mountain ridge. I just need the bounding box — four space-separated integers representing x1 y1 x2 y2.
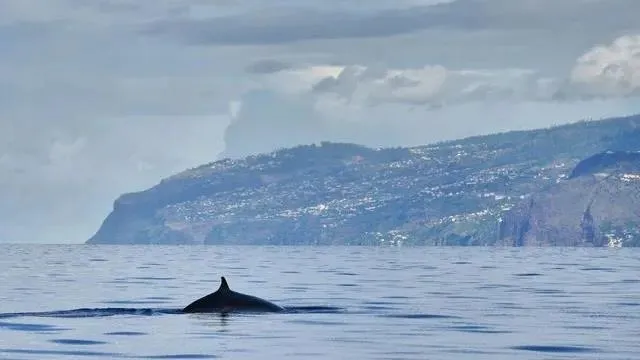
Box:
87 114 640 246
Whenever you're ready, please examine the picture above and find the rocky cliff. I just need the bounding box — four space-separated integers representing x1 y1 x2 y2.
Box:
498 151 640 247
87 114 640 246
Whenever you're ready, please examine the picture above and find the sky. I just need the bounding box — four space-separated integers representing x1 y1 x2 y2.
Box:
2 0 640 243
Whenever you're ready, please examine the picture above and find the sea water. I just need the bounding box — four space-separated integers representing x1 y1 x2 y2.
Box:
0 245 638 359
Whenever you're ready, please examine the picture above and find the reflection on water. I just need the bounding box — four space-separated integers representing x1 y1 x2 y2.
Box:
0 245 639 359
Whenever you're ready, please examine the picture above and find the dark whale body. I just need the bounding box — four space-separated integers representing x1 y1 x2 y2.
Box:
182 277 285 314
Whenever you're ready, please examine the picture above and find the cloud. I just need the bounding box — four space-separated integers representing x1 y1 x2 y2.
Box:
220 52 640 159
141 0 640 45
245 59 293 74
221 85 640 160
0 115 230 243
0 2 247 242
143 7 433 45
263 63 559 107
565 35 640 98
0 0 202 25
220 90 330 158
0 0 450 28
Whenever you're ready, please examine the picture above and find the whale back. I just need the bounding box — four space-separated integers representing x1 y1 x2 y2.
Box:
183 276 284 313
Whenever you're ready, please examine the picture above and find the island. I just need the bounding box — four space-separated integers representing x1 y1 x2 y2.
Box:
87 113 640 246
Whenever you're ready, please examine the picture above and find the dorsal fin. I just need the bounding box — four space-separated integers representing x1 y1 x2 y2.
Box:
219 276 230 291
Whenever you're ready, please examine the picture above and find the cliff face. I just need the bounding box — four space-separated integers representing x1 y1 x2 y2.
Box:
87 114 640 246
498 151 640 247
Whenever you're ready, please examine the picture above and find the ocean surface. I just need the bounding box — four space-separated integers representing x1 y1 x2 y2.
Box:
0 245 639 360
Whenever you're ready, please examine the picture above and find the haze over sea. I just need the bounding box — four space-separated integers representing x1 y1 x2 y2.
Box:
1 245 639 360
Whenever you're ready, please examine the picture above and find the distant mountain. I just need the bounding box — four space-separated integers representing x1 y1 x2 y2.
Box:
87 114 640 246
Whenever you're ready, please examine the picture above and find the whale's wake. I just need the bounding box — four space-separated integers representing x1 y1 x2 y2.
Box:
0 306 344 319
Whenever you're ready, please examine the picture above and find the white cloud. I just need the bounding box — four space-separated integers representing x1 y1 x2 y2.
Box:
568 34 640 98
220 55 640 158
222 84 640 160
257 63 559 108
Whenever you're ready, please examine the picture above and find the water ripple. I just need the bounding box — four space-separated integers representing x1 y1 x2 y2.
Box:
381 314 459 319
50 339 107 345
510 345 599 353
